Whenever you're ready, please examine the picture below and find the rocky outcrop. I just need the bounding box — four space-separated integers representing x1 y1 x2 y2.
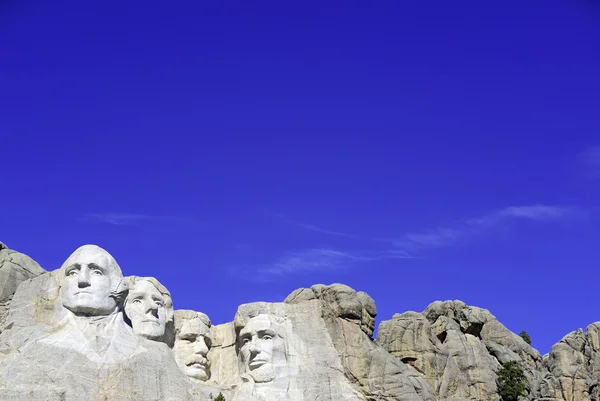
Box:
377 300 547 401
285 284 436 401
0 242 45 326
541 322 600 401
2 240 600 401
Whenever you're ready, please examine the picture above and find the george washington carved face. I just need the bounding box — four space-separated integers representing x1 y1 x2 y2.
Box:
60 245 124 316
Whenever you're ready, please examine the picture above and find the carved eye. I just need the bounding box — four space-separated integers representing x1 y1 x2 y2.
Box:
91 269 103 276
67 270 78 277
241 337 250 344
132 299 142 304
154 300 164 307
261 335 273 341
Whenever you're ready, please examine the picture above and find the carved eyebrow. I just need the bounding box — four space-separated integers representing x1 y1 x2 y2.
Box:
257 329 276 337
239 332 252 341
179 333 197 341
65 263 81 273
88 263 105 272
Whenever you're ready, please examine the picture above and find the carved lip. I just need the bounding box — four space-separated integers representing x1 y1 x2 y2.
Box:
141 319 160 324
74 291 92 295
186 361 207 369
249 359 268 368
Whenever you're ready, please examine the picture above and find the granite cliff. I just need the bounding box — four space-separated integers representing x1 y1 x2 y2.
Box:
0 242 596 401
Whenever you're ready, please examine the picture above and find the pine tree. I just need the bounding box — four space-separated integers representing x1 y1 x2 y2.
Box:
519 330 532 345
497 361 527 401
214 392 226 401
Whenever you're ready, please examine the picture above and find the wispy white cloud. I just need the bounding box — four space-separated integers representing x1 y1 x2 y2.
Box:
277 215 361 240
82 213 170 226
253 248 413 279
397 205 572 251
578 146 600 178
242 204 574 281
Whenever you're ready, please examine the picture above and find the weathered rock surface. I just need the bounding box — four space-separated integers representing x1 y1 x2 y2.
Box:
2 241 600 401
377 300 547 401
285 284 436 401
0 242 45 326
541 322 600 401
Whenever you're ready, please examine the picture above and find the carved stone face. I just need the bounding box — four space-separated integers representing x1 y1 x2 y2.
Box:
238 314 285 383
61 246 120 316
173 314 211 382
125 280 167 341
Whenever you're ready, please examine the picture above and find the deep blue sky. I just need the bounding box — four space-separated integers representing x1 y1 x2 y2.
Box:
2 0 599 354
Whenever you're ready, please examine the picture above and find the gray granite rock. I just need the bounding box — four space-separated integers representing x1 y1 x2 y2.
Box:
0 241 45 326
3 242 600 401
377 300 549 401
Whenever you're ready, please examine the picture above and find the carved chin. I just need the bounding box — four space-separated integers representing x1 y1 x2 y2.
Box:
186 365 209 382
135 322 165 340
248 365 275 383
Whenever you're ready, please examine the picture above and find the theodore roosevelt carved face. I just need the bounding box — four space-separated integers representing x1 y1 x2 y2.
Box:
60 245 124 316
173 310 212 382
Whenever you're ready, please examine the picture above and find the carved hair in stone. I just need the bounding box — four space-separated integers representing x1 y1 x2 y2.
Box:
60 244 128 316
233 304 290 384
124 276 174 345
173 310 212 382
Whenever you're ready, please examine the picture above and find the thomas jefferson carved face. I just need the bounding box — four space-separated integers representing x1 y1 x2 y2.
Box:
238 314 285 383
125 279 168 341
60 245 122 316
173 311 212 382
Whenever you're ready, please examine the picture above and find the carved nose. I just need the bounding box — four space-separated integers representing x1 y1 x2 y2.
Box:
144 300 159 316
194 339 208 356
78 268 91 287
248 339 260 355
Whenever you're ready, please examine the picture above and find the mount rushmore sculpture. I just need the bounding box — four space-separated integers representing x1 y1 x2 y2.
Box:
0 242 598 401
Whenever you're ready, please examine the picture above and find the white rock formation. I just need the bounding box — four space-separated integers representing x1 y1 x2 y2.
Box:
0 244 221 401
2 241 600 401
0 241 45 326
285 284 436 401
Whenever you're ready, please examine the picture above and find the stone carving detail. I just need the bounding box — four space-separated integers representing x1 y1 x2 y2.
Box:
0 244 221 400
174 309 212 382
35 245 140 364
60 245 127 317
1 241 600 401
125 276 174 344
235 311 287 383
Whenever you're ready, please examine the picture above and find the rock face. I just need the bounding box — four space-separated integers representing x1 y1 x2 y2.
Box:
1 241 600 401
0 244 221 401
376 300 546 401
542 322 600 401
284 284 436 401
0 242 45 326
